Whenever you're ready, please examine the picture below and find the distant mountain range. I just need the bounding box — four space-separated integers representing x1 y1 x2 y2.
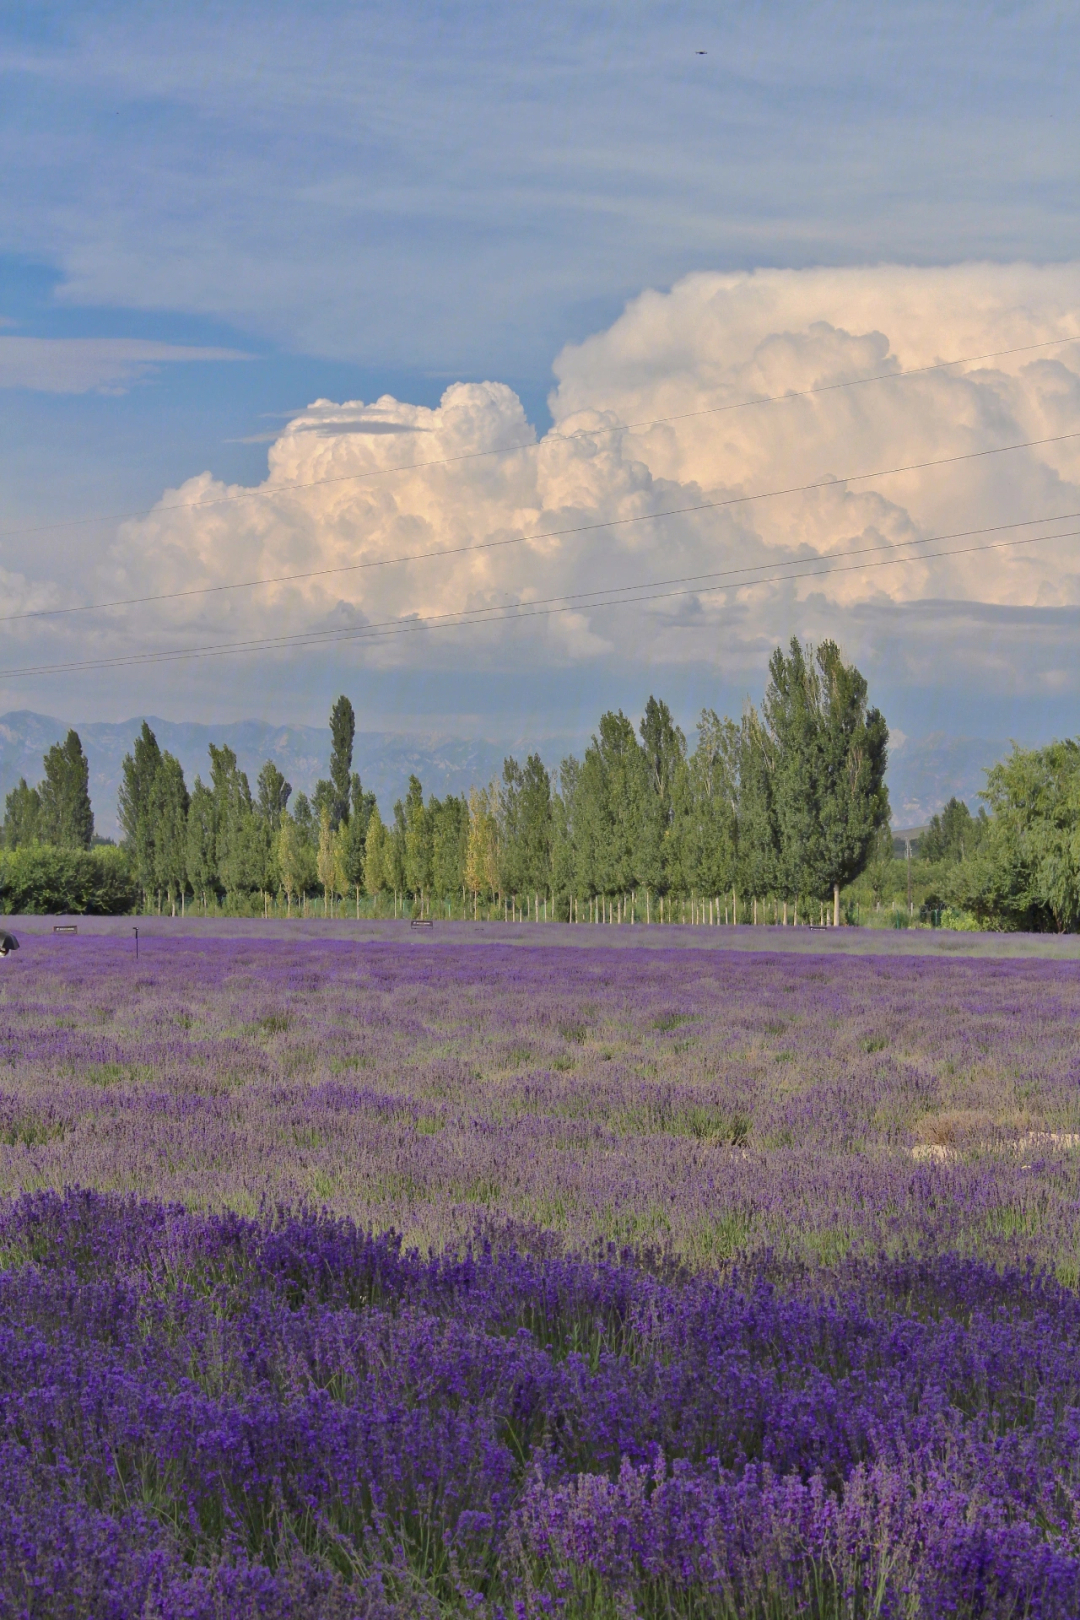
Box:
0 709 1011 841
0 711 532 840
885 732 1008 827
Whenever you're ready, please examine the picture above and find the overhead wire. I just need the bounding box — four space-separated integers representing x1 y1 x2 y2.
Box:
1 509 1075 682
0 331 1076 545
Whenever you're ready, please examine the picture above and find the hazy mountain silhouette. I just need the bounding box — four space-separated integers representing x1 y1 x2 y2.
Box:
886 731 1006 826
0 712 531 839
0 710 1008 840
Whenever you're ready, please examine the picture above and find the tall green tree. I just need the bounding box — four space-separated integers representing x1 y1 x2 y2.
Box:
638 696 686 896
38 730 94 850
431 794 469 909
149 752 190 913
814 640 889 924
209 744 263 898
118 723 162 845
256 760 292 831
762 640 826 911
950 740 1080 932
186 779 217 911
2 779 41 849
497 755 552 910
363 806 391 908
314 695 356 830
922 797 988 864
762 638 888 922
401 776 432 911
583 711 650 901
686 710 739 903
736 710 779 912
119 722 163 897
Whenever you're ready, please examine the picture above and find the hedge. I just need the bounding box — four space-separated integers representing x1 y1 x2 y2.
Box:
0 846 140 915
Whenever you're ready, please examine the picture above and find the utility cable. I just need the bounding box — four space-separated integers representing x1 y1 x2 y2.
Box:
0 512 1073 682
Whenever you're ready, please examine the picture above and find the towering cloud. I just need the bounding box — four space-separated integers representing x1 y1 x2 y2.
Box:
15 264 1080 708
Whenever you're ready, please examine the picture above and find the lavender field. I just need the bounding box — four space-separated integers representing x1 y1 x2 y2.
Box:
3 935 1080 1615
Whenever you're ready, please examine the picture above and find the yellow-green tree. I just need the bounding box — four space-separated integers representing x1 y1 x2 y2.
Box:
276 814 303 916
465 784 499 919
364 807 389 914
316 807 336 917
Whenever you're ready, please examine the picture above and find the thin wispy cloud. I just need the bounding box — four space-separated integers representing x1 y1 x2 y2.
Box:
0 336 251 394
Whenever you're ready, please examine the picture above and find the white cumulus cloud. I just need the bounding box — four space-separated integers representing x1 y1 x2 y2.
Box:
20 263 1080 704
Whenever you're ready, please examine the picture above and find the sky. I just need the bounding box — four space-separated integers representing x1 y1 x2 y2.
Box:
1 0 1079 763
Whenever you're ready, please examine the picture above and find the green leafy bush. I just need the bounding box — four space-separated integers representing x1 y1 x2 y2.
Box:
0 845 139 915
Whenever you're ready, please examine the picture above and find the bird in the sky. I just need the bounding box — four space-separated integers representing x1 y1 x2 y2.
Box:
695 50 707 55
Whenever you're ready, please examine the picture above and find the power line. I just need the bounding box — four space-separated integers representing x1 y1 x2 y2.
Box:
5 426 1080 626
0 510 1073 682
1 332 1076 545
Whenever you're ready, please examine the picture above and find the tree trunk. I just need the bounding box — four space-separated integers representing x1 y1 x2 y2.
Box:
834 882 840 927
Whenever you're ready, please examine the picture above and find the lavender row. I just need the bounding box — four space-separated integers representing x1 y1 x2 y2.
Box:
2 937 1080 1270
0 1189 1078 1616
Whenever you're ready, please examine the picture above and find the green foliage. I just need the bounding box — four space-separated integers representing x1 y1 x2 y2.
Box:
947 740 1080 932
365 806 395 901
37 730 94 850
762 638 888 912
1 779 41 850
185 778 216 904
0 845 139 914
0 653 908 921
499 753 553 899
922 796 988 863
432 793 469 901
255 760 291 831
685 710 739 899
328 695 355 829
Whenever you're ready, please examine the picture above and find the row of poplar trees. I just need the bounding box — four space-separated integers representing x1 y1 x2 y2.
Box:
1 731 95 850
116 638 889 922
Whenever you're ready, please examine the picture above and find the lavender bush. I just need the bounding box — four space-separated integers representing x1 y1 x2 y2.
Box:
2 935 1080 1614
2 935 1080 1269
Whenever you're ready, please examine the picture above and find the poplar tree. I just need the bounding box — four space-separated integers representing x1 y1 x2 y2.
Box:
687 710 739 904
736 710 779 910
815 640 889 924
762 640 826 912
363 806 390 907
209 745 262 898
324 695 356 829
761 638 887 923
256 760 292 831
518 754 553 905
149 752 190 913
119 723 162 847
316 807 336 915
186 779 216 912
465 785 499 916
402 776 432 913
2 780 41 849
38 731 94 850
432 795 469 911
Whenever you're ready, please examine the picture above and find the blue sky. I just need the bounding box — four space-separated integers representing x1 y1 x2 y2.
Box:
1 1 1079 754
